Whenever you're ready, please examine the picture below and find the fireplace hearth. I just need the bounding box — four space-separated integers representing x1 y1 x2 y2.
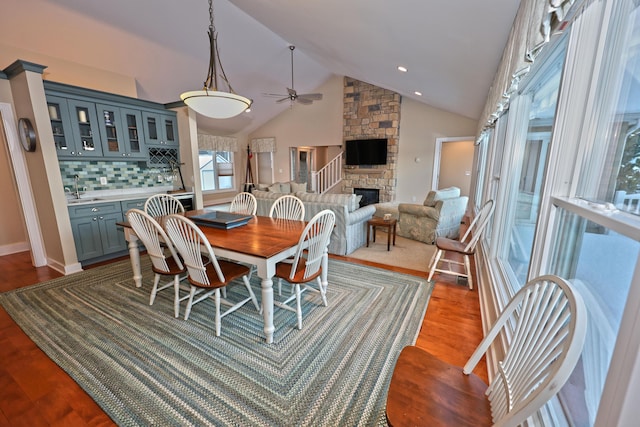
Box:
354 188 380 207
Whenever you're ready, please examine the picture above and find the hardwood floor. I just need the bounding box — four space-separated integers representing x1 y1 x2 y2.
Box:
0 250 486 425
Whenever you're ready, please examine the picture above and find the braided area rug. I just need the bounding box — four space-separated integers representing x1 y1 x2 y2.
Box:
0 258 432 426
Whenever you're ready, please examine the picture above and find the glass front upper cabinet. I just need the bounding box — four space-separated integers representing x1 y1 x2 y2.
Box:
143 111 178 146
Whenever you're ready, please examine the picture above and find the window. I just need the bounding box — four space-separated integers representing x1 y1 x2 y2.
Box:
502 47 566 285
199 150 234 191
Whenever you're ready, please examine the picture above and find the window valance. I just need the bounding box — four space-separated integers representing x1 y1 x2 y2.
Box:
250 137 276 153
197 134 238 152
476 0 579 143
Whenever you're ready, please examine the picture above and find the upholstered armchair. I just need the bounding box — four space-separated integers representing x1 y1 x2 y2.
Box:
397 187 468 244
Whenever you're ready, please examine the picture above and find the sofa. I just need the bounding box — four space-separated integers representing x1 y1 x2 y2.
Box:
397 187 468 244
252 188 375 255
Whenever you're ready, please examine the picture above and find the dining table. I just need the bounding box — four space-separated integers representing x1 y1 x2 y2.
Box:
119 211 322 344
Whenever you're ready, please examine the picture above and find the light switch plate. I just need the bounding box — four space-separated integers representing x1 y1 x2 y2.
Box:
100 177 108 185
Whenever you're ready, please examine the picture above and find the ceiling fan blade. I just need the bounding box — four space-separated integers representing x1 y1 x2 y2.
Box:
262 92 288 97
298 93 323 100
296 97 313 105
276 97 291 103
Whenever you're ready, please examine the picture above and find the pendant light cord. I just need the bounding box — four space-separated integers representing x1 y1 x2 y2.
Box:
203 0 235 94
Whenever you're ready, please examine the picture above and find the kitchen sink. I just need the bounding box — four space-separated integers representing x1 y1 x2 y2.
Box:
67 198 104 204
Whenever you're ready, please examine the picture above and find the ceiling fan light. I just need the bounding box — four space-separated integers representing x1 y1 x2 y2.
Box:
180 90 252 119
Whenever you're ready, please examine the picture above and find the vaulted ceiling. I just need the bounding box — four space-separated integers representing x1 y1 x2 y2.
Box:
1 0 520 135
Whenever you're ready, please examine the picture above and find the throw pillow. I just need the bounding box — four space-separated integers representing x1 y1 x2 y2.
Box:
268 183 282 193
291 182 307 193
355 195 363 208
280 182 292 194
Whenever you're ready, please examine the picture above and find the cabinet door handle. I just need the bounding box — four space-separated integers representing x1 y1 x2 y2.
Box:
99 216 104 220
92 217 97 221
91 208 98 212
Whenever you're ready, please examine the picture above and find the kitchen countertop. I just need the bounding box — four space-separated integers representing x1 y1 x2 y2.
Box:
66 187 194 206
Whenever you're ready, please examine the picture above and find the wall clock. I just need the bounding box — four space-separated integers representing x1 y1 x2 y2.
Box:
18 118 37 152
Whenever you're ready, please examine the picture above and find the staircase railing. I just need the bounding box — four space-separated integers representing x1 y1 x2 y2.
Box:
311 152 343 194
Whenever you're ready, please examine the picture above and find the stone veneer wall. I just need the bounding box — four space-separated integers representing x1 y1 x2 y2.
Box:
342 77 401 203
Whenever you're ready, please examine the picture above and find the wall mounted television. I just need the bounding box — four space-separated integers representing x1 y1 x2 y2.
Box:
345 139 388 165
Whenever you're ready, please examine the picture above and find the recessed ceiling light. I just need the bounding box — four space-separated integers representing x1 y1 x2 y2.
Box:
397 66 408 72
414 91 422 96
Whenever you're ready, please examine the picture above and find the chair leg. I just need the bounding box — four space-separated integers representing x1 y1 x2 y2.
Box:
316 277 328 306
184 286 198 320
173 275 181 318
215 288 221 337
242 276 262 313
295 284 303 330
427 250 443 282
150 273 161 305
464 255 473 290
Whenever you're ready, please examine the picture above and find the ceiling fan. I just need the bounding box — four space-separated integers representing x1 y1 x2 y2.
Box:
263 46 323 105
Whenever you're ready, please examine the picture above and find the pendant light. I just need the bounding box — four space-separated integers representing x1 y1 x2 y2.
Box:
180 0 252 118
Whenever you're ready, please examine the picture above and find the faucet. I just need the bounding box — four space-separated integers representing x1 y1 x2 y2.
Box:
73 175 81 199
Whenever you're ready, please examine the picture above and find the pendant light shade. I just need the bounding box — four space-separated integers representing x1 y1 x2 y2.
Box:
181 90 251 119
180 0 252 119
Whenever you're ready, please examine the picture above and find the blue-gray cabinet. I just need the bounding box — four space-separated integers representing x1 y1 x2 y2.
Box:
68 202 127 262
98 104 146 160
47 96 102 159
45 81 178 162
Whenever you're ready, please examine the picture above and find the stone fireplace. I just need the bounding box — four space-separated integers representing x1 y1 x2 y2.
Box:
342 77 401 203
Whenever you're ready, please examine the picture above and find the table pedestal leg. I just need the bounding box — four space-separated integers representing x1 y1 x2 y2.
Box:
261 278 275 344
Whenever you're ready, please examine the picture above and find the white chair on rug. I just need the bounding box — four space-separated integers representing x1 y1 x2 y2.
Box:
427 199 494 289
164 214 261 336
386 274 588 427
273 209 335 330
269 194 305 220
144 193 185 219
125 209 190 318
230 192 257 215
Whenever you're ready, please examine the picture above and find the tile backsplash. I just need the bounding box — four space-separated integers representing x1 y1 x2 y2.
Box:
59 160 178 192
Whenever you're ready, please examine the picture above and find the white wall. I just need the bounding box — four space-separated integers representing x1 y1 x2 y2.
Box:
248 75 343 182
396 98 478 203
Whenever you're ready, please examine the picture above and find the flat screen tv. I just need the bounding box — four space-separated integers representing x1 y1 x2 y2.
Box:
345 139 388 165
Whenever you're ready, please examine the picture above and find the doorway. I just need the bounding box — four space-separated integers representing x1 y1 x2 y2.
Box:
432 137 475 196
290 147 315 186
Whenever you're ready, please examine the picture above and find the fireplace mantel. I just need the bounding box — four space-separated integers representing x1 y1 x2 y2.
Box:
346 168 386 175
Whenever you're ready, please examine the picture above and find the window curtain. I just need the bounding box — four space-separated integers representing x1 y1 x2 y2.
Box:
250 137 276 153
197 134 239 152
476 0 580 143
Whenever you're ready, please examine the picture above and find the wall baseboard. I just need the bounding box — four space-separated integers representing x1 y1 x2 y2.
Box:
0 241 30 257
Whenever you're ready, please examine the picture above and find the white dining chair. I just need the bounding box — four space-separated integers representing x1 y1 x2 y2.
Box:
126 209 191 318
164 214 261 336
386 274 588 427
230 192 257 216
273 209 335 330
144 193 185 220
269 194 305 220
427 199 494 289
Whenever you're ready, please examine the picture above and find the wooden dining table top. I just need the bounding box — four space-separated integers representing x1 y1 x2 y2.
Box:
183 211 307 259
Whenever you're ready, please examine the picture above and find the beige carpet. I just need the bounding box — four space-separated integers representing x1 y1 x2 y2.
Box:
348 231 436 272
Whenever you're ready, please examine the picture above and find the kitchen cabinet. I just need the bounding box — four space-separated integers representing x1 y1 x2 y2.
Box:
142 112 178 147
98 104 146 160
68 201 127 262
47 96 102 159
44 81 178 162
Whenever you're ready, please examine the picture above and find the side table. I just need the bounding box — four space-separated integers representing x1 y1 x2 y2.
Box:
366 217 397 251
